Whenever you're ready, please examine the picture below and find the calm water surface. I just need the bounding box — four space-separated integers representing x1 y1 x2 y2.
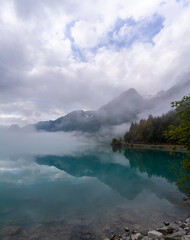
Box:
0 146 189 239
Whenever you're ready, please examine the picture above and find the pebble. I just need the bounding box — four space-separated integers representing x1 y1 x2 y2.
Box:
157 226 173 235
186 218 190 225
163 221 170 226
141 229 149 236
124 227 130 232
141 237 152 240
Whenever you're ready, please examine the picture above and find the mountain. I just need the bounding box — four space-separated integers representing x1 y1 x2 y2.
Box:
143 78 190 117
34 88 145 132
97 88 145 124
32 79 190 133
8 124 21 131
35 110 101 132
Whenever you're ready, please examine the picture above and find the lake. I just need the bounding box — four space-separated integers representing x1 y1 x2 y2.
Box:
0 144 189 240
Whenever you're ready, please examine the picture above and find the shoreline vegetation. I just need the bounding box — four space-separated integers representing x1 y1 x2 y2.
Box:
111 140 187 152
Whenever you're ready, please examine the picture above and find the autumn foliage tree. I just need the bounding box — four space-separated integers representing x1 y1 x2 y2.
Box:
124 111 179 144
164 95 190 194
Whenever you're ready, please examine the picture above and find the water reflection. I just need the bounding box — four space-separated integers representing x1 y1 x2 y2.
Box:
0 148 189 240
124 149 182 181
36 149 184 203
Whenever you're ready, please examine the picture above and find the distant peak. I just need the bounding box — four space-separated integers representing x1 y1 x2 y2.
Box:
121 88 141 97
156 90 165 97
127 88 137 92
9 124 21 131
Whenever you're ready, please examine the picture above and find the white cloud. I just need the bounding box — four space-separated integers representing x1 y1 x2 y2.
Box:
0 0 190 126
71 20 101 48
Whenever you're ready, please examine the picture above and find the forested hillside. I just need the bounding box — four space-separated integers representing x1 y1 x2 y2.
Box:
123 111 180 144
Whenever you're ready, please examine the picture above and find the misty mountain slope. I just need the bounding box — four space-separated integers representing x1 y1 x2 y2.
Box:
32 80 189 133
35 110 101 132
34 88 145 132
143 78 190 116
97 88 145 125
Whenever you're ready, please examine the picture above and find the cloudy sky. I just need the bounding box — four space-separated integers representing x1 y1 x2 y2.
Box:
0 0 190 126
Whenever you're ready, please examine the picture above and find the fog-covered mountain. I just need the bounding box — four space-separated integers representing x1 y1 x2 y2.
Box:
34 88 145 132
24 79 190 133
98 88 145 124
145 78 190 113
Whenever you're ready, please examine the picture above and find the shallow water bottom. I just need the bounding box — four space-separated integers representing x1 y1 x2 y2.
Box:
1 206 189 240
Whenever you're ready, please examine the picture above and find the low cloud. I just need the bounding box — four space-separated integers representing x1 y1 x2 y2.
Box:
0 128 97 158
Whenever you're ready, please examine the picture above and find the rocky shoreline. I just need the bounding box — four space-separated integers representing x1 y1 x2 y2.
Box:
1 216 190 240
105 216 190 240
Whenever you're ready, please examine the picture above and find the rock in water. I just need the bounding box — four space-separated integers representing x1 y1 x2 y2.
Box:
169 222 179 231
148 230 163 239
157 226 173 235
141 237 152 240
124 227 130 232
131 233 143 240
182 235 190 240
186 217 190 225
163 221 170 226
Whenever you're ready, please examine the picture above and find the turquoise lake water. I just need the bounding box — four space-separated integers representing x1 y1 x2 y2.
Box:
0 146 189 239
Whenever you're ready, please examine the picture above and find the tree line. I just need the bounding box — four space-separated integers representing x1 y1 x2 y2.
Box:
123 110 180 144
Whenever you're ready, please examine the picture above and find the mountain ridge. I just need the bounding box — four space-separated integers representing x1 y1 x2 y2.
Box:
14 79 190 133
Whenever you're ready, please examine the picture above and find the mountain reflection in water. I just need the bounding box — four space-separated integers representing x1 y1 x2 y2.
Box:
36 149 183 204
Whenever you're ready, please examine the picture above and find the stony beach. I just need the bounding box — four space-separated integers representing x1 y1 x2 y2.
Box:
1 216 190 240
107 216 190 240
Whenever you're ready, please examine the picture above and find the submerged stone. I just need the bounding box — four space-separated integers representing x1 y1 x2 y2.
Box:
2 226 22 236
